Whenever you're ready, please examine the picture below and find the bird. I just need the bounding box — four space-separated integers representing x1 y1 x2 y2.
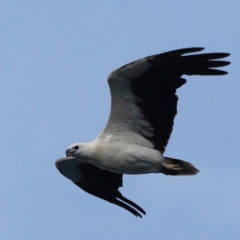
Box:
56 47 230 217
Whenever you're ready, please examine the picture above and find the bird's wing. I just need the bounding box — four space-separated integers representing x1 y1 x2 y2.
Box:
55 157 146 217
97 48 230 153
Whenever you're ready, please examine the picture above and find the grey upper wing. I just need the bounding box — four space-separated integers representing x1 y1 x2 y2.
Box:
98 48 230 153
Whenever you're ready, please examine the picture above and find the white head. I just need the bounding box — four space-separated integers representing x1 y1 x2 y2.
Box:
65 143 89 158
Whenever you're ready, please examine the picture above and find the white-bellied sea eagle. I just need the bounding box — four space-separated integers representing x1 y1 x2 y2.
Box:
56 47 230 217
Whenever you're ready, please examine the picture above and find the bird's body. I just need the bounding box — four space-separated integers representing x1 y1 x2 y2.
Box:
67 141 164 174
56 47 230 217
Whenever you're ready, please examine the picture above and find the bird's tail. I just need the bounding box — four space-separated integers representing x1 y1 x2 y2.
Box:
160 157 199 176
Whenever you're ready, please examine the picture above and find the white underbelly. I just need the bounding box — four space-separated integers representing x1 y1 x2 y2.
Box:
91 144 164 174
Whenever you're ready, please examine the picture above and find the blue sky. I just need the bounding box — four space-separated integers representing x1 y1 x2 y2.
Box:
1 1 239 239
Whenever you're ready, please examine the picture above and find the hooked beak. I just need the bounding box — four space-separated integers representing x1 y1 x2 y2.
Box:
66 148 74 157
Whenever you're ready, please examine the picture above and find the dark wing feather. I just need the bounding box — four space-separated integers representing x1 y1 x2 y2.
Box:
74 163 146 217
129 48 230 153
55 157 145 217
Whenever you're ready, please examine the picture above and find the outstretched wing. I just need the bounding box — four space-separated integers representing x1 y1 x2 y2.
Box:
98 48 230 153
55 157 146 217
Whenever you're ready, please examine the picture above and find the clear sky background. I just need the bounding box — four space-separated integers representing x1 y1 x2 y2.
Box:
1 1 239 240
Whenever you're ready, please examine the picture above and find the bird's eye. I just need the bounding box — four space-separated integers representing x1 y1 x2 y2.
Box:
73 146 79 150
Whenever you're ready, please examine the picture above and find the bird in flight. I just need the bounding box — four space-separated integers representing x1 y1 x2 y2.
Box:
56 47 230 217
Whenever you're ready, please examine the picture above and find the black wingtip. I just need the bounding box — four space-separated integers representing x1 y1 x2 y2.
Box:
118 195 146 216
219 53 230 57
112 199 144 218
